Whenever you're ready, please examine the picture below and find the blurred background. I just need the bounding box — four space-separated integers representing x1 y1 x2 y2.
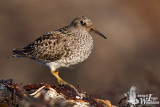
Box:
0 0 160 105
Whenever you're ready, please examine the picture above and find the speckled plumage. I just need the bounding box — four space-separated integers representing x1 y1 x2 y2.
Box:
12 16 104 71
10 16 106 94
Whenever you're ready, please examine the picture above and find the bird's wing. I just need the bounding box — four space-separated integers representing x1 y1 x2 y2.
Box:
13 32 69 62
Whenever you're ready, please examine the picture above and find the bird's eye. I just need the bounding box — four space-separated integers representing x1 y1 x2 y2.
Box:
80 20 86 26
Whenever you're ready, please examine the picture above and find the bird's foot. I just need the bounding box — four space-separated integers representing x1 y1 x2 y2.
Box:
58 79 68 86
58 79 77 92
50 70 85 98
58 79 85 98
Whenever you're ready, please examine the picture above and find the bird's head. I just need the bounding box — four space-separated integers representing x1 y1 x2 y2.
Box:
70 16 107 39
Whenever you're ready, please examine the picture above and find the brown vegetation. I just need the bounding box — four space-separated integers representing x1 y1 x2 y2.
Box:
0 79 116 107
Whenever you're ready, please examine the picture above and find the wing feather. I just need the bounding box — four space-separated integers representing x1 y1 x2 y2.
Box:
13 32 68 62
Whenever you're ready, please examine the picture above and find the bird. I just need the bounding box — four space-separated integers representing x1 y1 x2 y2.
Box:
9 16 107 95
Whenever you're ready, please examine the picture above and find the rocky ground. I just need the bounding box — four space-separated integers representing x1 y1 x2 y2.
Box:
1 79 156 107
0 79 116 107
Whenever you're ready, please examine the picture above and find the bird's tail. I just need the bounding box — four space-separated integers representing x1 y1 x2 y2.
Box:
8 48 26 58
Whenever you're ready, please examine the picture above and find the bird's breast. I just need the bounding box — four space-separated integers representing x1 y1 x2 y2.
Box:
65 33 93 65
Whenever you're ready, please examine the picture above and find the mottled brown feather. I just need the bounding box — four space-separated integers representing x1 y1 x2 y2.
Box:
16 32 71 62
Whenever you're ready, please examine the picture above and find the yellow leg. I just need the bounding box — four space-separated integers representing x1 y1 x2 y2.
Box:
50 70 68 85
50 70 84 97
